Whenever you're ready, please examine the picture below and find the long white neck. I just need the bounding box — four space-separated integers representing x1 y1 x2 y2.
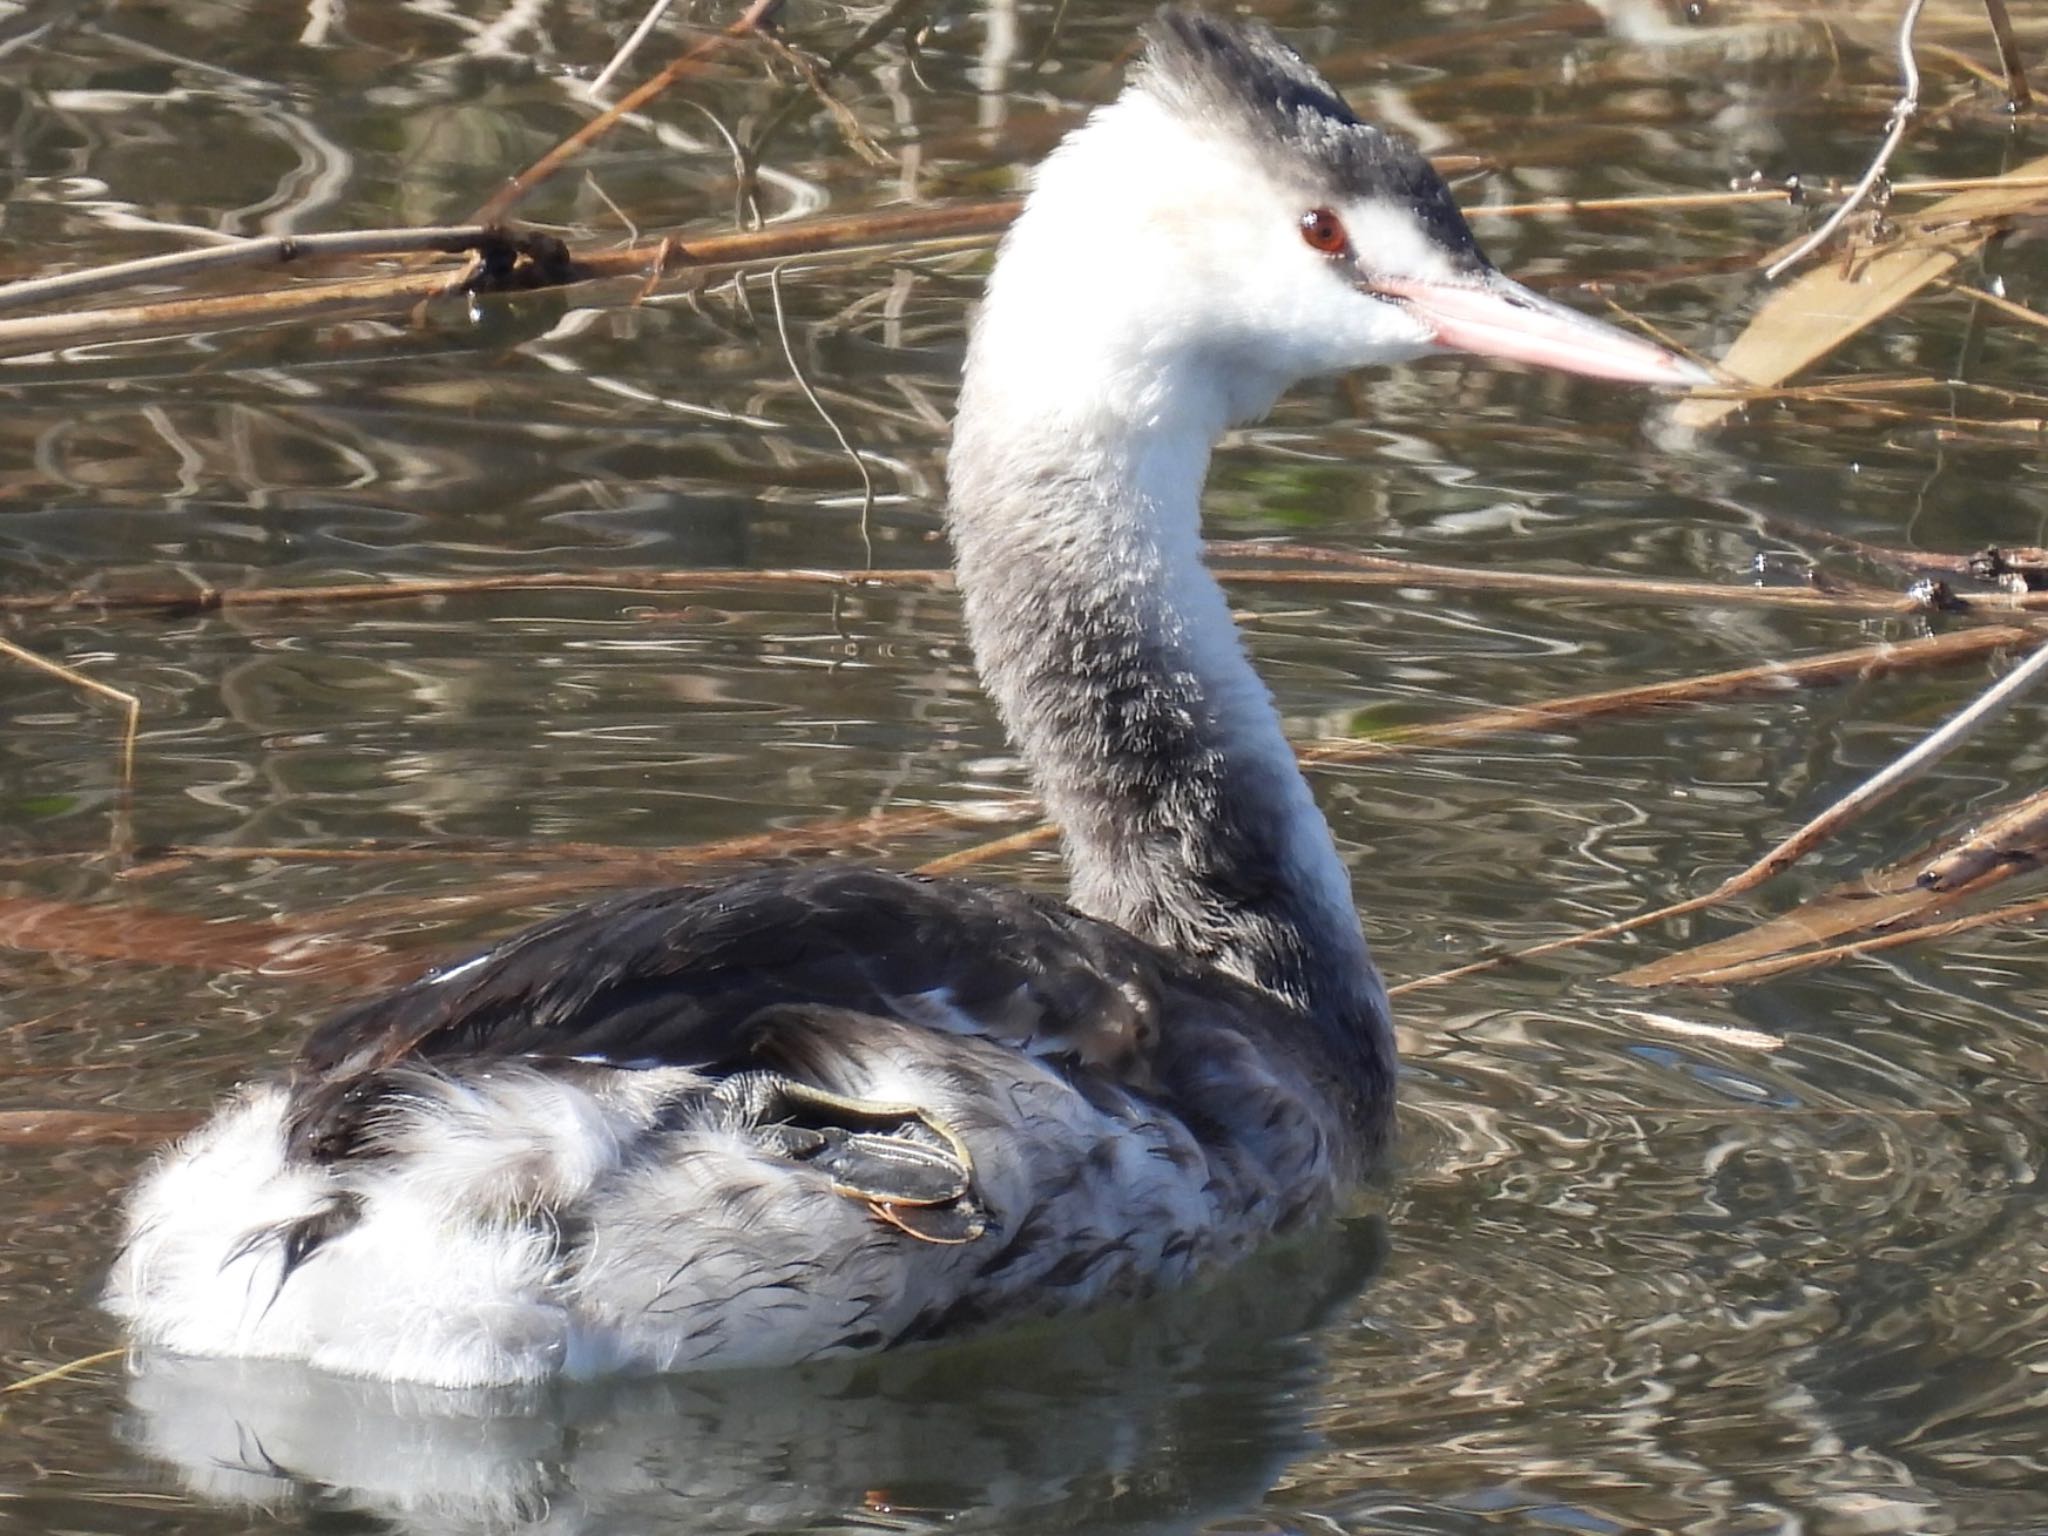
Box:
945 156 1393 1078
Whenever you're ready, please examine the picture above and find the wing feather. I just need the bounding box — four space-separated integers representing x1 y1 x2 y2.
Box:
282 866 1275 1164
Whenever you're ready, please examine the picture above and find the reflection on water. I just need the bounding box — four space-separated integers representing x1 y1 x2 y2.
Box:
3 0 2047 1533
120 1224 1383 1535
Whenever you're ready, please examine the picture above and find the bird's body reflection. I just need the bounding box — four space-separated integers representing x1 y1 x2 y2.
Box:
122 1218 1383 1535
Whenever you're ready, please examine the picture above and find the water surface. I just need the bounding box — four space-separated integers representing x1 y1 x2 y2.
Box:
2 2 2045 1532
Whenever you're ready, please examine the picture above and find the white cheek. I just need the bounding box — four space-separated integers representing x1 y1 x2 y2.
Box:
1196 237 1437 417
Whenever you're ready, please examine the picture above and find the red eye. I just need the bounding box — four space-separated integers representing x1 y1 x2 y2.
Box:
1300 207 1348 255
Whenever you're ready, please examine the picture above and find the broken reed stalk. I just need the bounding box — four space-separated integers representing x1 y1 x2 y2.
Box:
1919 784 2048 889
1611 784 2048 986
0 227 502 318
0 637 139 861
0 200 1021 358
1980 0 2034 112
1671 890 2048 987
0 636 138 787
1765 0 1928 280
1207 537 1917 612
1391 632 2048 996
1940 277 2048 335
0 568 954 617
1 1346 129 1395
471 0 785 226
918 626 2041 878
916 825 1060 877
1666 151 2048 432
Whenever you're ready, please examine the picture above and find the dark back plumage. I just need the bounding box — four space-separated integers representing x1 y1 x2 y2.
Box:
1137 9 1487 272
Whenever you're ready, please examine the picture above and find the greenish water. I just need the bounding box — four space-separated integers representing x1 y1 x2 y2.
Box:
2 1 2045 1532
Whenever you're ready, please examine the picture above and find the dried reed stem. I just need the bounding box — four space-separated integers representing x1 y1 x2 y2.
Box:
1980 0 2033 112
923 627 2041 879
1 1347 128 1395
0 201 1021 358
1674 891 2048 987
0 226 501 317
1391 630 2048 995
11 549 2003 620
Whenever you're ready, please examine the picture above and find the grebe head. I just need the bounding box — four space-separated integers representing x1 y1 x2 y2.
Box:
966 10 1705 443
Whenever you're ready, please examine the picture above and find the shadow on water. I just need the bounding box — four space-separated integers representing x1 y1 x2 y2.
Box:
118 1219 1385 1535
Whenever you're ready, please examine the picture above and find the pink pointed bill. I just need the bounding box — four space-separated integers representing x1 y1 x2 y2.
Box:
1373 271 1713 387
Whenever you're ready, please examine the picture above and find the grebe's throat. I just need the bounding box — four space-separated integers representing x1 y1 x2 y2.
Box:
946 362 1391 1067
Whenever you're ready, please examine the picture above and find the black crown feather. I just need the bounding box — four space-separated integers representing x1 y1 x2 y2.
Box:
1138 9 1486 271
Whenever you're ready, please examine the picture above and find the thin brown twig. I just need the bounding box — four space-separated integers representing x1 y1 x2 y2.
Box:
1936 275 2048 334
1477 175 2048 223
0 568 955 616
471 0 785 227
1305 626 2041 764
0 253 502 358
6 550 1997 620
916 824 1060 876
306 806 1009 936
121 807 990 884
1202 541 1926 616
1479 189 1793 219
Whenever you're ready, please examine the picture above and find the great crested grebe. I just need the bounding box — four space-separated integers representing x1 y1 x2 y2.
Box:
107 10 1704 1388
